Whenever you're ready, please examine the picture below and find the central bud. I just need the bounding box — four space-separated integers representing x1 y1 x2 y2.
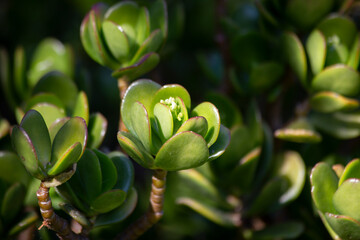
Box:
160 97 183 121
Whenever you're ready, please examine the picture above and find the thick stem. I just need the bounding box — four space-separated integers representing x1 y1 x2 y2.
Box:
36 182 88 240
117 169 167 240
118 77 129 132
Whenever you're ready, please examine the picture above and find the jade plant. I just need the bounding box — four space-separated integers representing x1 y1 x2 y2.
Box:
311 159 360 240
80 0 167 81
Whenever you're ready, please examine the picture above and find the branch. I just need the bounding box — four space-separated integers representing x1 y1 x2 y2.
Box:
117 169 167 240
36 182 88 240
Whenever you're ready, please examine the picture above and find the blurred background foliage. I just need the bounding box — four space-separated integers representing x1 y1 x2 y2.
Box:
2 0 360 239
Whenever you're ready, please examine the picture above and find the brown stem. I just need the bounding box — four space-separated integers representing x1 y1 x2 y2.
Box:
117 169 167 240
118 77 129 132
36 182 88 240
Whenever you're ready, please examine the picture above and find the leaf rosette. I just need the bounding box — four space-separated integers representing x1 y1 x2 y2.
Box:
117 79 230 171
11 110 87 184
311 159 360 240
80 0 167 80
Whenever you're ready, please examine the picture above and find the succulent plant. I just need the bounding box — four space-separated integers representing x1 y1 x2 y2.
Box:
311 159 360 240
11 110 87 185
0 151 38 238
81 0 167 80
117 79 230 171
56 150 137 228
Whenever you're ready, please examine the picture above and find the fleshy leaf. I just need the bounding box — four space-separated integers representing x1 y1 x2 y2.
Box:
25 93 65 112
130 29 163 65
151 84 191 113
94 187 137 227
208 125 230 161
87 113 107 149
20 110 51 167
47 142 82 176
121 79 161 133
148 0 168 39
49 118 70 143
102 20 130 62
311 64 360 97
8 211 38 236
31 103 66 128
191 102 220 147
93 149 117 193
117 131 154 169
131 101 152 152
154 103 174 141
306 29 326 75
72 91 89 124
154 131 209 171
325 213 360 240
333 179 360 222
1 183 26 224
59 203 91 227
50 117 87 169
347 33 360 69
310 91 359 113
0 151 30 186
251 221 304 240
109 151 134 193
339 159 360 186
13 46 27 98
0 118 10 139
11 126 45 179
283 32 307 87
91 189 126 214
176 116 208 138
310 162 339 214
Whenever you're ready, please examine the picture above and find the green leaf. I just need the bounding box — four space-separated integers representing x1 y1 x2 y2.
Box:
310 91 359 113
1 183 26 223
32 72 78 113
94 187 137 227
130 29 163 65
72 91 89 124
249 62 283 93
11 126 45 179
20 110 51 167
311 64 360 97
148 0 168 39
339 159 360 186
25 93 65 112
176 116 208 138
310 111 360 139
274 151 305 204
154 103 174 141
50 117 87 169
102 20 130 62
0 48 17 109
208 125 230 161
87 113 107 149
109 151 134 193
191 102 220 147
306 29 327 75
121 79 161 133
59 203 91 227
347 33 360 69
13 46 27 98
70 149 102 202
31 103 66 128
117 131 154 169
177 197 238 227
0 151 30 186
135 7 150 46
333 179 360 222
310 162 339 214
325 213 360 240
228 147 261 192
154 131 209 171
0 118 10 139
246 177 288 216
28 38 74 87
131 101 152 152
283 32 307 87
8 211 38 236
91 189 126 214
47 142 82 176
80 3 118 69
93 149 117 193
252 221 304 240
49 117 70 143
151 84 191 113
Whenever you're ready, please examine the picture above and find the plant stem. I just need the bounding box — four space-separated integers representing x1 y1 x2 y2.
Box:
118 76 129 131
36 182 88 240
117 169 167 240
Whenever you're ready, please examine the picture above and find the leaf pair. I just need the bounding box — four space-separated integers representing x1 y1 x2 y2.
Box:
311 159 360 239
11 110 87 181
